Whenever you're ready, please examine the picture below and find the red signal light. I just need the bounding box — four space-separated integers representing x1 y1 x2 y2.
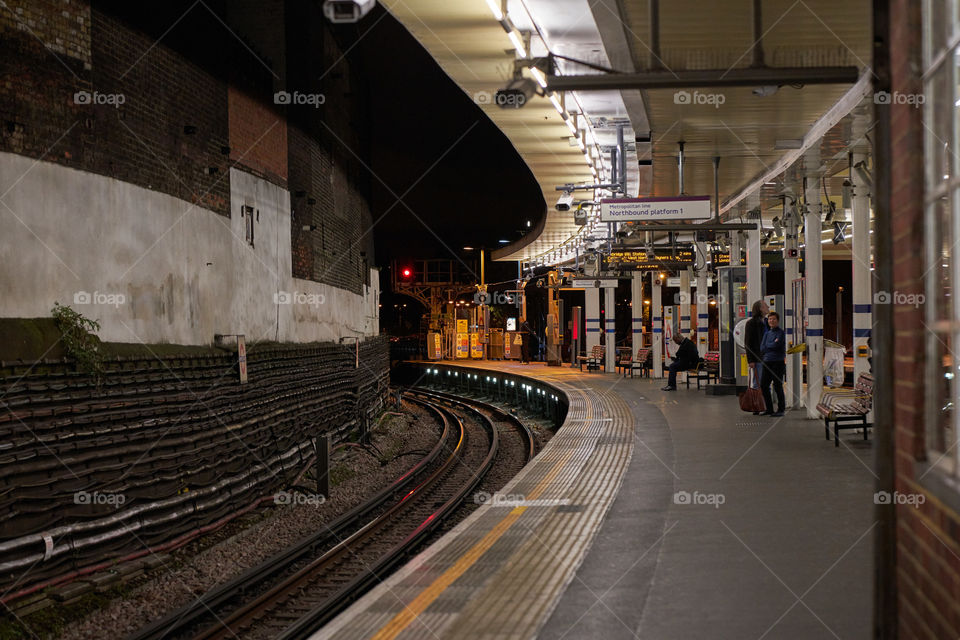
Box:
402 268 412 278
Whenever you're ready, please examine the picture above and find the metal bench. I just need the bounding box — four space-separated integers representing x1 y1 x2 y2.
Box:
577 345 605 372
816 372 874 447
615 347 632 375
684 351 719 389
626 347 652 378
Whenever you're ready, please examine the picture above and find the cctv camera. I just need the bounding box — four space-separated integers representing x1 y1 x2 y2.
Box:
842 179 853 209
323 0 375 23
495 77 537 109
556 192 574 212
752 85 779 97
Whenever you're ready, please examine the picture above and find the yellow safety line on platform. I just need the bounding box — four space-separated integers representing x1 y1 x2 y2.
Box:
371 506 525 640
371 442 582 639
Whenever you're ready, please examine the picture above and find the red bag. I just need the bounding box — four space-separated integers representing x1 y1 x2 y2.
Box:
739 368 767 413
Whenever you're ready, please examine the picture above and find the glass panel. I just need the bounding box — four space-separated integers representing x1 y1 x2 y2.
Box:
930 0 951 59
934 329 956 455
927 63 955 188
935 196 954 325
954 46 960 177
926 196 954 459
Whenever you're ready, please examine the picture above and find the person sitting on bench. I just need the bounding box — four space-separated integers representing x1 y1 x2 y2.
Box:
662 333 699 391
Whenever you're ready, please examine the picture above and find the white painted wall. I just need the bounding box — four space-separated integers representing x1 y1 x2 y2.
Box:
0 153 378 345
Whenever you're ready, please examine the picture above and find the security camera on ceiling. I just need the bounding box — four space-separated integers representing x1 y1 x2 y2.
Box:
495 77 537 109
322 0 375 23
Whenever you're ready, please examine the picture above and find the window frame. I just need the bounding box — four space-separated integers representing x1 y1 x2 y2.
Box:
923 0 960 477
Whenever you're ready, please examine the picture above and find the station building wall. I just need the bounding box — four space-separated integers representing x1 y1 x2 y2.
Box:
889 1 960 637
0 0 377 345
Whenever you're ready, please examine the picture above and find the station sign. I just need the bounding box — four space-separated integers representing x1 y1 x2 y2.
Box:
605 247 695 270
237 335 248 384
600 195 712 222
713 251 786 268
571 278 619 288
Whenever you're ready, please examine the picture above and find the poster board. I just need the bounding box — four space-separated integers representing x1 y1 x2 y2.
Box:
470 333 483 358
456 333 470 358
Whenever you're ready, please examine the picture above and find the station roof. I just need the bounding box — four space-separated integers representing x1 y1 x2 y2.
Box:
384 0 873 264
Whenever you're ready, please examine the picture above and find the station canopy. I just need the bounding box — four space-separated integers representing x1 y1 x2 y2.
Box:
383 0 873 266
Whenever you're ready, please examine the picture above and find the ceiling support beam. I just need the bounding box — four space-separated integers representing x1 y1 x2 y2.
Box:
545 66 860 92
625 223 758 231
719 70 873 220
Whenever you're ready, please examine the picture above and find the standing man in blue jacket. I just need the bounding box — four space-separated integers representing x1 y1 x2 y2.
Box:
759 311 787 416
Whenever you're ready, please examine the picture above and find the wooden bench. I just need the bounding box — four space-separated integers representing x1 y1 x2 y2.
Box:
577 345 605 372
684 351 719 389
615 347 633 375
816 372 874 447
618 347 653 378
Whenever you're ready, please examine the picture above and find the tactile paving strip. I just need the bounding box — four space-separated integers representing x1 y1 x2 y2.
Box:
314 364 635 640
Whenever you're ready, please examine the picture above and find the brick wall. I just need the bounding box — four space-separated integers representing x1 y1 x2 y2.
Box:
88 7 231 215
0 0 373 294
0 0 90 167
285 0 373 294
228 86 287 184
889 1 960 637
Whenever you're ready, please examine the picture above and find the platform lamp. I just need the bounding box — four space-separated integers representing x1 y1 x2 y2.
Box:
464 246 489 359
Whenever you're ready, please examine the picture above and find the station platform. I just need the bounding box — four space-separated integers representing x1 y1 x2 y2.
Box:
315 361 873 640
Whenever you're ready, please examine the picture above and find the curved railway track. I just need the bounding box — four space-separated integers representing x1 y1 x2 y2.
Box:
127 390 533 640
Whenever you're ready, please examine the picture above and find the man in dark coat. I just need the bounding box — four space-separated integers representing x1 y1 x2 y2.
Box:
661 333 699 391
744 299 769 371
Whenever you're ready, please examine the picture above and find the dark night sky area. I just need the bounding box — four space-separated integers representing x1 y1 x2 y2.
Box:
353 7 544 284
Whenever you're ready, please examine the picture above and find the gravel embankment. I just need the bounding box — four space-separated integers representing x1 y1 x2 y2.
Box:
54 402 440 640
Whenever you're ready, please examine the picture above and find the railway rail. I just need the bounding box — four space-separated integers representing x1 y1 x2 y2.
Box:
127 390 533 640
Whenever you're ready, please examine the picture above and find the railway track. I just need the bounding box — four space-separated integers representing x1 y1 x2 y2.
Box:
127 390 533 640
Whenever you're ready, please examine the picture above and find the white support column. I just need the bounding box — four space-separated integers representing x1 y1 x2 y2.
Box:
696 242 709 356
852 147 873 381
604 285 616 372
680 267 691 339
631 271 644 352
805 169 825 419
747 214 762 306
585 286 600 354
783 198 802 408
652 273 663 378
730 231 742 267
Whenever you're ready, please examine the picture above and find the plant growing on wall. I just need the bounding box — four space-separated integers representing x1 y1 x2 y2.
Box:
52 303 104 382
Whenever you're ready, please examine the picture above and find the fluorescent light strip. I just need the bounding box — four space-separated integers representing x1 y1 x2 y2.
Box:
484 0 503 21
507 30 527 57
530 66 548 89
548 93 563 114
